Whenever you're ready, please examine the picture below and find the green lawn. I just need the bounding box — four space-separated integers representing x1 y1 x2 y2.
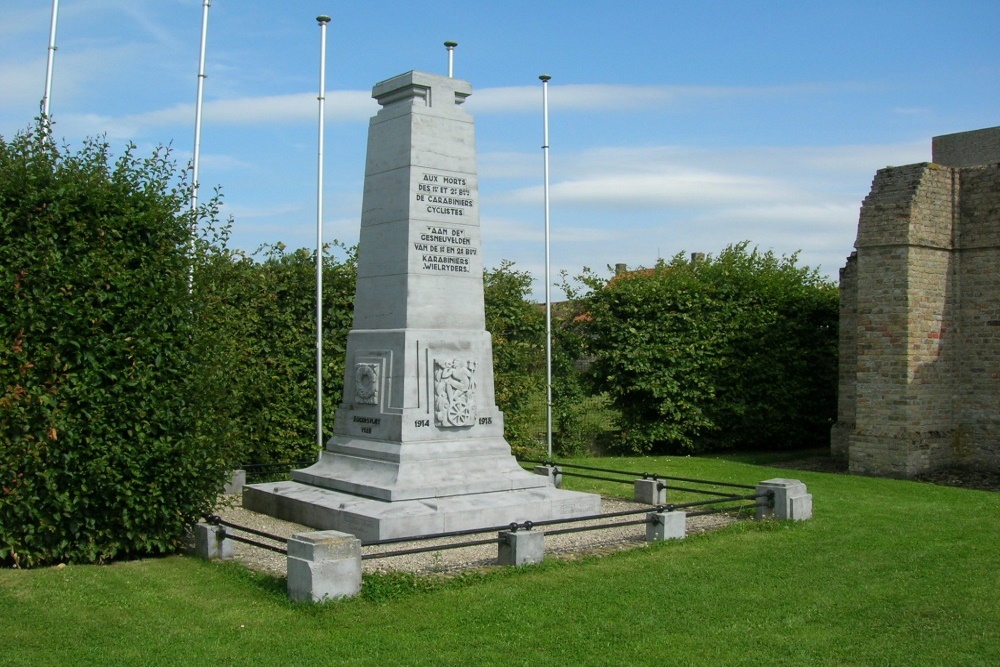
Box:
2 454 998 666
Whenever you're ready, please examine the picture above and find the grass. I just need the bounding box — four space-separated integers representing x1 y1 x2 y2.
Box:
2 454 999 666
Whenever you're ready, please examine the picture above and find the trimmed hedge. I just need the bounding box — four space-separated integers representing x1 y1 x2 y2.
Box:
579 242 838 454
0 125 230 567
191 241 356 467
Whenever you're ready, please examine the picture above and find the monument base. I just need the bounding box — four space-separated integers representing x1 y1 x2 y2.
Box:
290 436 555 501
242 481 602 543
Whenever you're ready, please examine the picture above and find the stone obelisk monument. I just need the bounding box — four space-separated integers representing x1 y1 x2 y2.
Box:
244 70 600 541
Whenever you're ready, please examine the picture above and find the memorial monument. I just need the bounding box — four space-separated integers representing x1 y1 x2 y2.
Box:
243 69 601 541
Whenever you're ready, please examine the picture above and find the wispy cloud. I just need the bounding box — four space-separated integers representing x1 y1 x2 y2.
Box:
557 170 798 208
481 214 624 244
56 90 377 137
469 82 873 114
475 138 929 293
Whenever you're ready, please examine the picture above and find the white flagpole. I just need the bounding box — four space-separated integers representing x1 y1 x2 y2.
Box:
315 15 331 452
191 0 211 216
540 74 553 459
189 0 211 291
42 0 60 119
444 41 457 77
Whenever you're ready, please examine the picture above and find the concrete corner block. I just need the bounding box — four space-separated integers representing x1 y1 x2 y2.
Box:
224 469 246 495
634 478 666 505
194 522 233 560
287 531 362 602
756 478 813 521
646 511 685 542
533 465 562 488
498 529 544 566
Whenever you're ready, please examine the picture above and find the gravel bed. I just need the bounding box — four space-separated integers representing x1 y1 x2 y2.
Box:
211 496 739 578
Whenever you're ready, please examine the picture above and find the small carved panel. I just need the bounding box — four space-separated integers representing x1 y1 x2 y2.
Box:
354 362 379 406
433 358 477 427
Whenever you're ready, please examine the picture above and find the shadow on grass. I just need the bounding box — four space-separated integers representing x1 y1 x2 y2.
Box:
709 446 845 469
209 559 288 600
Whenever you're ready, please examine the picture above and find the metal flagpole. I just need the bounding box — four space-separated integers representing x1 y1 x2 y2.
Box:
444 41 457 77
315 15 332 452
189 0 211 291
540 74 553 459
42 0 60 119
191 0 210 216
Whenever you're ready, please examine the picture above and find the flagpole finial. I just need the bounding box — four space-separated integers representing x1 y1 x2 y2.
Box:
444 41 458 77
539 74 552 82
317 15 331 24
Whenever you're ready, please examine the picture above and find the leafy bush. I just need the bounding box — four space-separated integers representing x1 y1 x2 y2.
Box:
579 242 838 454
0 123 230 567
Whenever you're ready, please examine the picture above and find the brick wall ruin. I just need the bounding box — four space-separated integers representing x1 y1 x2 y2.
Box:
832 126 1000 477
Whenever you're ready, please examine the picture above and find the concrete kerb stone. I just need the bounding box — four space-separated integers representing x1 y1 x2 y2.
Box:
634 478 666 505
533 464 563 488
498 529 545 566
287 531 363 602
194 522 233 561
646 510 685 542
755 478 813 521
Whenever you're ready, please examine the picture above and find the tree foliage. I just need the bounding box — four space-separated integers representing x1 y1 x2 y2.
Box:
578 243 839 454
483 261 545 456
0 123 230 567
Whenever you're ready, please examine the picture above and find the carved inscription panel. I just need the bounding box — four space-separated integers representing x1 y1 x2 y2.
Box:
412 171 480 275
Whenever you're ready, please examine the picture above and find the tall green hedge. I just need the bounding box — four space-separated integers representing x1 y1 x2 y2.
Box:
191 241 356 467
580 242 839 454
0 124 230 567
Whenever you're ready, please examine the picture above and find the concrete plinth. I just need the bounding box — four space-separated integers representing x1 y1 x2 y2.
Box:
755 478 813 521
634 478 666 505
244 482 599 543
287 531 362 602
498 529 544 566
646 511 685 542
224 469 246 495
533 464 563 488
193 522 233 560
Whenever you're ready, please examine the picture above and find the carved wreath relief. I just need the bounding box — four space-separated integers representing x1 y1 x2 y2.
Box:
434 358 477 427
354 363 379 405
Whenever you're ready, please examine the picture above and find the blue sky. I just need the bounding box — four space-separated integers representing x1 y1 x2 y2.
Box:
3 0 998 299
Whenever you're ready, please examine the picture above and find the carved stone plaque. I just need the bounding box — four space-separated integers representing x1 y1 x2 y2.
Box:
354 362 379 406
433 358 477 427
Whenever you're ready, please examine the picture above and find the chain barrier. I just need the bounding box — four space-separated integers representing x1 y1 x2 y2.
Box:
206 465 773 562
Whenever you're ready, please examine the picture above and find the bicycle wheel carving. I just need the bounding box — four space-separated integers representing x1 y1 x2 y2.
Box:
433 358 477 427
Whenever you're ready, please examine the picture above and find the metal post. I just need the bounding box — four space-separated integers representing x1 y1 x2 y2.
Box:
444 41 458 77
315 15 332 452
42 0 60 119
540 74 553 458
191 0 211 215
189 0 211 291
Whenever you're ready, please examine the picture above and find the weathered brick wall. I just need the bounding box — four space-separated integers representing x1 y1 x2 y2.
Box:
830 252 857 459
834 156 1000 477
954 166 1000 465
